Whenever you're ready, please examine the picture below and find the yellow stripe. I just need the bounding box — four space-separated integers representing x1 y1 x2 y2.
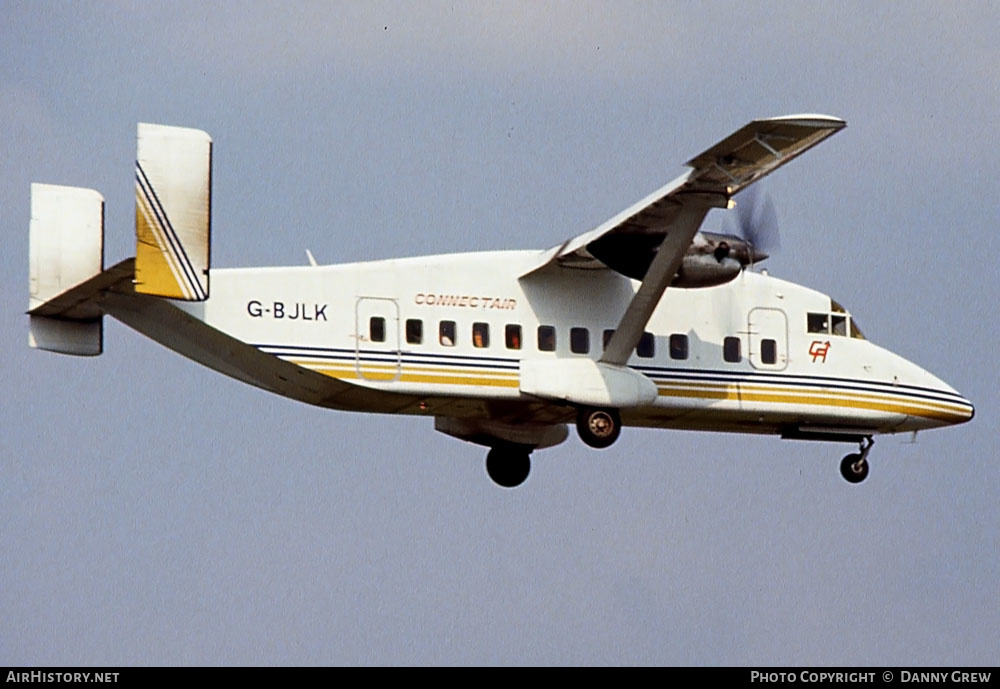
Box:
285 358 518 387
282 355 970 423
287 358 518 379
134 188 190 299
313 367 519 388
656 383 969 423
656 380 969 416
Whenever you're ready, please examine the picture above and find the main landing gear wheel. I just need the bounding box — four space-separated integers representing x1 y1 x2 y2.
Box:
840 436 874 484
576 407 621 449
486 446 531 488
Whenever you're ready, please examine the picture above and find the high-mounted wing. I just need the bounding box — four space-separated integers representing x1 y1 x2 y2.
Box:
521 114 845 365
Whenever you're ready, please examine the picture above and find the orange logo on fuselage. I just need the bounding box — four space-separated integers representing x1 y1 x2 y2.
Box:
809 340 831 363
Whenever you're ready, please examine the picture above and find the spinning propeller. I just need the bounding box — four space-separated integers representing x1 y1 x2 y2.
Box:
717 185 780 266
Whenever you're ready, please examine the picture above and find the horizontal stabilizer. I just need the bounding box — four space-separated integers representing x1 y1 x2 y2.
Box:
135 123 212 301
29 316 102 356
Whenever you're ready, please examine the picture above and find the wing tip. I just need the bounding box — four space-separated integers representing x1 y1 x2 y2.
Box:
759 113 847 129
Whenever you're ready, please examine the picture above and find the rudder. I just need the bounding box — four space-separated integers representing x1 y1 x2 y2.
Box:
28 183 105 356
134 123 212 301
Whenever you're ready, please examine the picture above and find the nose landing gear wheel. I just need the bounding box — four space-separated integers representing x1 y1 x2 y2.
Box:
840 436 873 484
576 407 622 449
840 453 869 483
485 446 531 488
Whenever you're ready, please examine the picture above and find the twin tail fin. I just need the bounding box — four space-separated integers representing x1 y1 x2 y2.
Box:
28 123 213 355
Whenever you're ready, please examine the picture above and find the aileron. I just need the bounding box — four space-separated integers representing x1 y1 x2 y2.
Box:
685 114 846 195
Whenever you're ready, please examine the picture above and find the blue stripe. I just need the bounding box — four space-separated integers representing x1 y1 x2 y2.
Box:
632 364 968 403
254 342 957 399
136 162 206 300
137 163 204 298
251 343 970 410
254 342 519 364
646 375 965 408
635 370 962 404
256 346 519 371
136 166 201 298
136 164 204 299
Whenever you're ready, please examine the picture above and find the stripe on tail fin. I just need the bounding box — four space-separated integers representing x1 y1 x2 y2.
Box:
134 123 212 301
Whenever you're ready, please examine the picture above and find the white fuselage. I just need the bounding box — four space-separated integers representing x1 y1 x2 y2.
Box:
162 250 972 438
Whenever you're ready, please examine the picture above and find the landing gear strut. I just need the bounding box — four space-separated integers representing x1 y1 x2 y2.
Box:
840 436 874 484
576 407 622 449
485 445 532 488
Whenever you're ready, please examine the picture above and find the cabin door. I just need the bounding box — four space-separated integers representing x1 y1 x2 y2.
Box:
747 307 788 371
354 297 401 382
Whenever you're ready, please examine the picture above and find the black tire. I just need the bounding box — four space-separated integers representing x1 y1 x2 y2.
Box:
486 447 531 488
576 407 621 449
840 453 869 484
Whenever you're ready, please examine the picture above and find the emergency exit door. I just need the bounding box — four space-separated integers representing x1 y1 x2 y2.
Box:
354 297 400 382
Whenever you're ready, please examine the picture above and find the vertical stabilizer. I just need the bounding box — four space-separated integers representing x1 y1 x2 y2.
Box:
134 123 212 300
28 183 105 356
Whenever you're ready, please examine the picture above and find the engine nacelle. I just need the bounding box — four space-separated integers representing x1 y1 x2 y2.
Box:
673 253 742 288
671 230 769 288
586 230 768 288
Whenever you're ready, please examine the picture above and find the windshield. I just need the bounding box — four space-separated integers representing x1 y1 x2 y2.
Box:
808 299 866 340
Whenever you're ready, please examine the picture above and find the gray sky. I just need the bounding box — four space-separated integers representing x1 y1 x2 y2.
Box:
3 1 998 665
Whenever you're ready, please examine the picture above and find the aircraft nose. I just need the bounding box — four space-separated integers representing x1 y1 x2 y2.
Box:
894 356 974 427
933 372 974 424
924 373 974 426
957 394 975 422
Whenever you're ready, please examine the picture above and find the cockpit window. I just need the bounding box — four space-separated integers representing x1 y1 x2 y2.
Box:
850 318 866 340
807 313 829 333
831 314 847 337
833 297 867 339
810 300 867 340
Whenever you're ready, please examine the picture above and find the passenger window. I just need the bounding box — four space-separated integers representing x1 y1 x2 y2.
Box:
439 320 456 347
370 317 386 343
761 338 777 365
831 315 847 337
807 313 829 333
669 333 689 360
637 332 655 358
538 325 556 352
405 319 422 345
505 324 522 350
602 329 615 350
570 327 590 354
723 336 741 363
472 322 489 348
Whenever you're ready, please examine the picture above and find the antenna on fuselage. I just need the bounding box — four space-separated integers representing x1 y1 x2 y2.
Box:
305 249 318 267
